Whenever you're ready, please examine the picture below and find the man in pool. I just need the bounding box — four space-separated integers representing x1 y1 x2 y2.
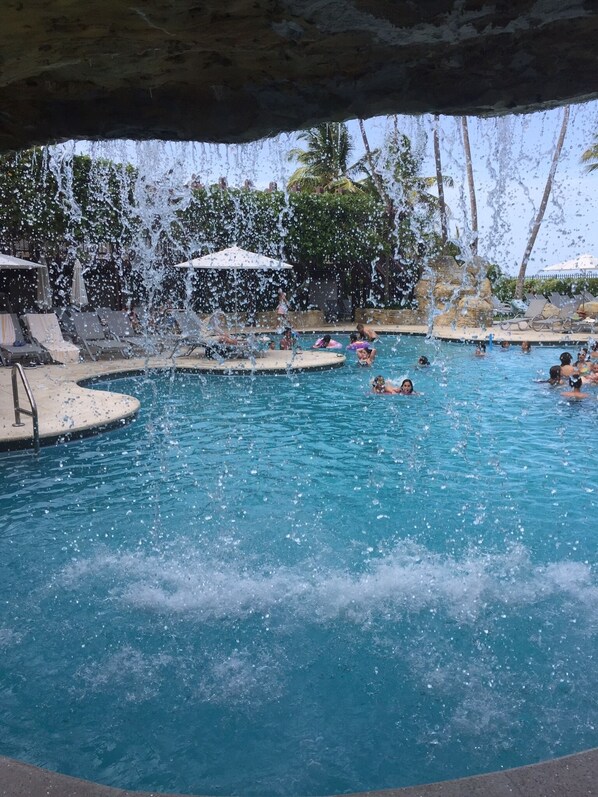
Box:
356 323 379 342
561 375 590 400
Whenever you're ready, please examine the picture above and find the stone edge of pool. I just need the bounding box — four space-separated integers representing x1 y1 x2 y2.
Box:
0 350 346 452
0 747 597 797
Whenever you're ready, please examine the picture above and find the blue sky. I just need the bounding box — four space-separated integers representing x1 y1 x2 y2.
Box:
62 100 598 276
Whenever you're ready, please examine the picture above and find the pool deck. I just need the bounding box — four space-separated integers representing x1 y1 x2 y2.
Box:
1 746 597 797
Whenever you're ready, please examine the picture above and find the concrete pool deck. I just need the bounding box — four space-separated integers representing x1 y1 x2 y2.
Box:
1 747 597 796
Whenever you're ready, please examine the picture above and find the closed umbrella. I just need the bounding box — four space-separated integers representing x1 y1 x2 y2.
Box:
71 259 89 308
36 265 52 309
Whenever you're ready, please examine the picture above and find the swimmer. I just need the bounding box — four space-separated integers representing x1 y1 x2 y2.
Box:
356 323 379 342
313 334 342 349
575 348 591 374
356 346 376 366
500 340 511 350
546 365 564 385
417 355 430 366
474 342 486 357
371 375 401 394
347 332 371 350
399 378 418 395
559 352 575 377
561 375 590 400
521 341 532 353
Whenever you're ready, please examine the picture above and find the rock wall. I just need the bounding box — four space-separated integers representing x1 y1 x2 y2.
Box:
1 1 598 150
414 255 493 328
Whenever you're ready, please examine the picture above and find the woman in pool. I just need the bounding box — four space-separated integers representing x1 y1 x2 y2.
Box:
356 346 376 366
521 341 532 353
561 375 590 400
371 375 401 394
347 332 370 350
399 379 418 395
313 334 342 349
474 342 486 357
575 348 591 374
545 365 564 386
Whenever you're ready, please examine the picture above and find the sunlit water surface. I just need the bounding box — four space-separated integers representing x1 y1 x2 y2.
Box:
0 336 597 796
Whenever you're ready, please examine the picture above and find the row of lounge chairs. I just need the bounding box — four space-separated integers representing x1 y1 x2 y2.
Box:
0 308 264 367
494 293 598 333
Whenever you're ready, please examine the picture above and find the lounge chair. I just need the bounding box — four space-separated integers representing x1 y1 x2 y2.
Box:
0 312 50 366
72 311 130 361
97 309 158 356
23 312 80 364
491 295 511 315
498 297 547 330
169 309 257 359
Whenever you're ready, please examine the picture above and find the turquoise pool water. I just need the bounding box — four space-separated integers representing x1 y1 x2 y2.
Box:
0 336 597 796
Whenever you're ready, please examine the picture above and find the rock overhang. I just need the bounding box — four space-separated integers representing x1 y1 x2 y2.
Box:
1 0 597 151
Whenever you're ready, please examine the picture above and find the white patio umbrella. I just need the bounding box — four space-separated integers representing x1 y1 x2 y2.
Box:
0 252 52 308
172 246 293 315
536 253 598 278
70 259 89 308
172 246 294 272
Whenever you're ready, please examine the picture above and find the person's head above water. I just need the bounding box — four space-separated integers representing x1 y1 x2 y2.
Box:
549 365 562 381
372 375 386 392
349 332 359 343
560 352 573 365
569 375 583 389
418 355 430 366
320 335 331 346
400 379 414 393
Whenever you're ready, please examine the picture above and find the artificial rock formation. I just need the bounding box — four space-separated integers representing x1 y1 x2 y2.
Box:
1 1 598 151
414 255 493 328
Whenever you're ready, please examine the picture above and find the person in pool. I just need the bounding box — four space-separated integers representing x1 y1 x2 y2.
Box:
521 341 532 353
474 342 486 357
546 365 564 385
356 346 376 366
347 332 370 350
561 375 590 400
356 323 379 342
500 340 511 350
559 352 575 378
372 375 401 394
313 334 341 349
417 355 430 366
279 327 299 350
399 378 418 395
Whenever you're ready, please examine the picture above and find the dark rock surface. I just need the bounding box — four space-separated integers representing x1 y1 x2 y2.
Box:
1 1 597 149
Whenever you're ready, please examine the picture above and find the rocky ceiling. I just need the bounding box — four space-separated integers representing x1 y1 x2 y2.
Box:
1 0 597 152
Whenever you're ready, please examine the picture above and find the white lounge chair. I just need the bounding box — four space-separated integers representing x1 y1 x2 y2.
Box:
23 312 80 364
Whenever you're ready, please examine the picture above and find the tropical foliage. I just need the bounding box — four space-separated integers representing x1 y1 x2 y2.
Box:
287 123 362 194
581 135 598 172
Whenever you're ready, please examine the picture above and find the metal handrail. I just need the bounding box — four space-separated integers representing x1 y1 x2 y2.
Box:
11 363 40 453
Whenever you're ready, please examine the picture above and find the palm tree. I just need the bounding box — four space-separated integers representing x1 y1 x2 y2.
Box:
461 117 478 255
287 123 361 193
581 135 598 172
515 105 570 300
433 115 448 245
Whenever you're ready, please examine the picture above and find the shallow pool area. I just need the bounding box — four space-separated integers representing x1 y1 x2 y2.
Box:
0 336 597 796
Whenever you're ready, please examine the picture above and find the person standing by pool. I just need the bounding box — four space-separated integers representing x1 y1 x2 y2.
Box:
356 323 379 342
276 289 289 329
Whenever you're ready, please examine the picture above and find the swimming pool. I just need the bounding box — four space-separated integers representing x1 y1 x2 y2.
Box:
0 335 596 796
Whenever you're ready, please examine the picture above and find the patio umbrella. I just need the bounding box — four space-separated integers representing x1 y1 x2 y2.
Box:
70 259 89 308
0 252 52 308
172 246 293 315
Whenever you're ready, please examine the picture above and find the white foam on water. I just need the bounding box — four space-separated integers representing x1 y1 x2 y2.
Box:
0 627 23 648
73 644 173 702
57 541 598 627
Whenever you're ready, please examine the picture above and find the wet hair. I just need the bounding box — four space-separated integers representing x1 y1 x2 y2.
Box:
317 334 331 347
560 352 572 365
349 332 359 343
476 342 486 352
549 365 561 381
569 375 583 389
418 356 430 365
401 379 414 392
372 375 385 391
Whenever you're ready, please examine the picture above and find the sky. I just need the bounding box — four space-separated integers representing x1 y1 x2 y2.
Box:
57 99 598 277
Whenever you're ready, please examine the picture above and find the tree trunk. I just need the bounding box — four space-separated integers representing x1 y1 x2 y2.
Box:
515 105 570 300
433 114 448 245
461 117 478 255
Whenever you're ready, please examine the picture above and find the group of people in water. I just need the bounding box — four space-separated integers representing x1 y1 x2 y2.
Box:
475 336 598 401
